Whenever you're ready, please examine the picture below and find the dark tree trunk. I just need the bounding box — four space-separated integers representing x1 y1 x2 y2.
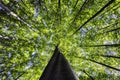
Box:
39 46 78 80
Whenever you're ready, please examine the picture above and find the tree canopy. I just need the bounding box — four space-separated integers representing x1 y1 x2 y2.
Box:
0 0 120 80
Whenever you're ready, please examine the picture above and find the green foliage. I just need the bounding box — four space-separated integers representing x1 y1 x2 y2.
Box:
0 0 120 80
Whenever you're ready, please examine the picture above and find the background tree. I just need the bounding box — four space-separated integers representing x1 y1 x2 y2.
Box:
0 0 120 80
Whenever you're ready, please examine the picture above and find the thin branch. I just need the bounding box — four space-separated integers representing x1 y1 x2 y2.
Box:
87 59 120 71
0 2 31 27
72 0 89 24
58 0 61 9
14 72 26 80
82 70 94 80
80 44 120 47
72 0 115 35
0 35 13 41
95 21 119 36
0 35 29 43
100 55 120 59
73 0 79 8
88 54 120 59
76 56 120 71
98 2 120 19
57 0 61 23
21 0 28 7
97 21 118 31
105 27 120 33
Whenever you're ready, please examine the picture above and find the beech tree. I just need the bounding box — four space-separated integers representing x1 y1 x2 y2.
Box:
0 0 120 80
